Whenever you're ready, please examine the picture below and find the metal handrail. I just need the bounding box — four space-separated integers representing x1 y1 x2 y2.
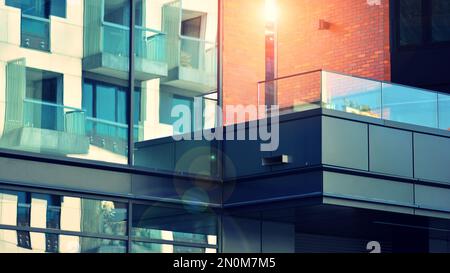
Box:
86 117 142 129
23 98 84 112
21 13 50 23
179 35 217 46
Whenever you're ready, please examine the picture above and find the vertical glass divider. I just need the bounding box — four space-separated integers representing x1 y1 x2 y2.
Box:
128 0 136 166
437 91 440 129
380 81 384 120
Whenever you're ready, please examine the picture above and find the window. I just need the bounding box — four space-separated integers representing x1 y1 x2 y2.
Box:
7 0 66 51
24 68 64 131
399 0 423 47
431 0 450 43
82 79 141 155
6 0 66 18
397 0 450 48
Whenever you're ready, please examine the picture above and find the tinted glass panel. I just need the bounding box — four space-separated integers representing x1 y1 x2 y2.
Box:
399 0 423 46
132 0 219 176
431 0 450 42
0 189 128 236
131 203 217 245
0 229 126 253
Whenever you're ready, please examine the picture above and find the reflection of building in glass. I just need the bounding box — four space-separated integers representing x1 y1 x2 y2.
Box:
0 0 218 165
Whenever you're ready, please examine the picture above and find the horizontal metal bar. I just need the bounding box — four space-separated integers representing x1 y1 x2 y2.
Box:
257 69 322 84
0 224 128 241
135 25 166 35
179 35 217 45
102 20 130 30
131 237 218 250
23 98 84 112
21 14 50 23
86 117 128 129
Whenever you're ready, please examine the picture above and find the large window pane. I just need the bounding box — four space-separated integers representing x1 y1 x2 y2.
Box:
132 0 219 176
82 0 130 164
431 0 450 43
0 229 126 253
0 189 128 236
131 241 215 253
399 0 423 46
131 203 217 248
1 0 130 164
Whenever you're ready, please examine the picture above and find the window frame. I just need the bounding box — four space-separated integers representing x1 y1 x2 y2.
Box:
395 0 450 51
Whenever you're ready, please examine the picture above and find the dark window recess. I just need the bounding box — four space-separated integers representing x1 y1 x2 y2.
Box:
397 0 450 48
25 68 64 131
6 0 66 18
82 79 141 155
399 0 423 46
159 91 205 134
17 231 32 250
45 233 59 253
431 0 450 43
181 16 202 38
16 192 31 227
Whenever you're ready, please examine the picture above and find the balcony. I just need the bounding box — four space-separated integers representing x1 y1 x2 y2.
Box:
20 14 50 52
83 21 168 81
0 99 89 155
162 36 217 94
258 70 450 131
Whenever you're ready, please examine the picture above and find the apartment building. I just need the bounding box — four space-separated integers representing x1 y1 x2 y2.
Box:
0 0 449 253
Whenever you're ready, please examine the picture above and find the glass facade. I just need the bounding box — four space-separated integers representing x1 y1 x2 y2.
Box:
0 187 218 253
0 0 219 170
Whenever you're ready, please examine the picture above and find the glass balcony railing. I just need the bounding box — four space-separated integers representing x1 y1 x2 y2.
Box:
257 70 450 131
135 26 167 63
101 22 166 63
21 14 50 52
23 98 86 135
179 36 217 77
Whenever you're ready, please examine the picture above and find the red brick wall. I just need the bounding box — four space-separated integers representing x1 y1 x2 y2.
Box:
222 0 391 122
222 0 266 124
277 0 390 80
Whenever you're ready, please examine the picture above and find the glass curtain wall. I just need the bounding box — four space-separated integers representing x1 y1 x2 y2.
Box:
1 0 220 170
132 0 219 177
0 0 130 164
0 188 218 253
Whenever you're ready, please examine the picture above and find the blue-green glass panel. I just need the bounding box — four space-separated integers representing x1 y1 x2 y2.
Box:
382 83 438 128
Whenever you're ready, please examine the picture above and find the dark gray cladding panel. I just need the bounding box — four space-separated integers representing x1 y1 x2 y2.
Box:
322 117 369 171
223 171 322 206
414 133 450 183
131 174 222 205
0 157 132 195
415 185 450 212
369 125 413 178
323 171 414 208
222 216 261 253
134 141 175 172
223 127 271 179
271 116 322 172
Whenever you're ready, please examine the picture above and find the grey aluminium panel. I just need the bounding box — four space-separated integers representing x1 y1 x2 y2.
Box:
271 116 322 172
323 172 414 207
415 185 450 212
322 116 369 171
223 127 270 179
369 125 413 177
0 157 132 195
414 133 450 183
